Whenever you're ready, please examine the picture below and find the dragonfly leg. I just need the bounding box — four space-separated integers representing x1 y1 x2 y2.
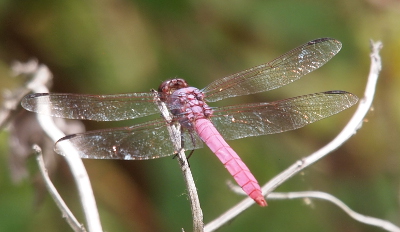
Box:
171 148 192 167
171 147 186 159
186 149 195 160
181 150 196 167
172 152 179 159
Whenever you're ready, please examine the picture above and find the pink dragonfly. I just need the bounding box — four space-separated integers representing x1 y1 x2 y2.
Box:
22 38 358 207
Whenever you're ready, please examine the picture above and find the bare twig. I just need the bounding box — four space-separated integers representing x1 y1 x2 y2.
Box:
268 191 400 232
227 182 400 232
152 90 204 232
33 145 86 232
15 61 103 232
204 41 383 232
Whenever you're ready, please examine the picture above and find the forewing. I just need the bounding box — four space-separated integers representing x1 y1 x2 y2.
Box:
21 92 160 121
55 119 176 160
210 91 358 140
203 38 342 102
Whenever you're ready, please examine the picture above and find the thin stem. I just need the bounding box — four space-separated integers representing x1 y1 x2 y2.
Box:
152 90 204 232
268 191 400 232
33 145 86 232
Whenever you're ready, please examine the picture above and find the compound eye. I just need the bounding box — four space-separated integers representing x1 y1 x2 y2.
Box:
158 79 189 93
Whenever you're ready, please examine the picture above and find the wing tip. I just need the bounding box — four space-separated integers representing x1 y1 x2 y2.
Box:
309 37 340 44
54 134 79 156
309 37 334 43
308 38 342 53
21 93 50 110
58 134 79 142
324 90 359 101
322 91 359 109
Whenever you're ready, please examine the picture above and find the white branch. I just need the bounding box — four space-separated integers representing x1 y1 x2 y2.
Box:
226 183 400 232
33 145 86 232
176 147 204 232
14 61 103 232
205 40 383 232
268 191 400 232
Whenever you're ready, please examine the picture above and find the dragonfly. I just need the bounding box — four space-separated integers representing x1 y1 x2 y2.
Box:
22 38 358 207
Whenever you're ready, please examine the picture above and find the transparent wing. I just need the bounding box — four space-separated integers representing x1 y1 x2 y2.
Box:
54 119 204 160
21 92 160 121
203 38 342 102
181 128 204 151
210 91 358 140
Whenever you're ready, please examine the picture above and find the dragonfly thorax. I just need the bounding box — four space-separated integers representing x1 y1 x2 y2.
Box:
167 87 213 128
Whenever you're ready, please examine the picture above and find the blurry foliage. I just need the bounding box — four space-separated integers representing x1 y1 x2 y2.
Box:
0 0 400 231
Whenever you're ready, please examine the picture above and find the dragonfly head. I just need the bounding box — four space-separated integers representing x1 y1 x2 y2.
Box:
158 78 189 101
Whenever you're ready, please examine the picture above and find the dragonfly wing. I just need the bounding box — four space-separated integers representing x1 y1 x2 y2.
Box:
210 91 358 140
21 92 160 121
55 119 177 160
203 38 342 102
55 119 204 160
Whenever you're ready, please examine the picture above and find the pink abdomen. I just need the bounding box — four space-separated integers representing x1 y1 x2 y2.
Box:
195 118 267 206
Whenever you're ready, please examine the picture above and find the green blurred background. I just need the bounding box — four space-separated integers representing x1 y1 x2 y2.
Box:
0 0 399 231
